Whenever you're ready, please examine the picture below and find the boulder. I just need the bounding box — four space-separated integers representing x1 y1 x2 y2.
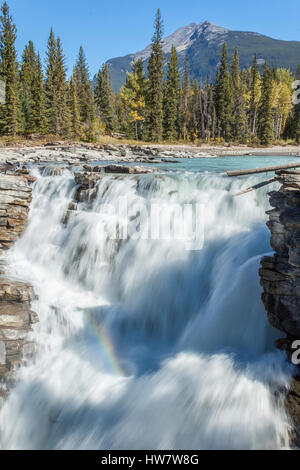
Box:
104 164 156 174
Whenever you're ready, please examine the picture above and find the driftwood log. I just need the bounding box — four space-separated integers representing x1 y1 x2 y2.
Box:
228 162 300 197
227 162 300 177
232 178 276 197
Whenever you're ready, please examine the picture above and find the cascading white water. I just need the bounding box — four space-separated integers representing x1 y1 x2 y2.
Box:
0 160 295 450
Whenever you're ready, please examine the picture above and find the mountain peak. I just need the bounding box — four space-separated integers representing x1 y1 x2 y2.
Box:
105 21 300 91
134 20 229 62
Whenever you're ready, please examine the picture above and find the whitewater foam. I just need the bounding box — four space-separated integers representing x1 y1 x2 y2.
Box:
0 163 294 449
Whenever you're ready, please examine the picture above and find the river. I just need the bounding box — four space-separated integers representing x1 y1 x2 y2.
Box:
0 155 298 449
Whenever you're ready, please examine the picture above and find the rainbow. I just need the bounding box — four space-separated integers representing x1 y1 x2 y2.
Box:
85 310 124 376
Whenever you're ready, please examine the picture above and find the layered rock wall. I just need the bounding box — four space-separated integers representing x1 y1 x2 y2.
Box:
259 169 300 447
0 278 38 389
0 172 33 254
0 171 37 394
260 169 300 342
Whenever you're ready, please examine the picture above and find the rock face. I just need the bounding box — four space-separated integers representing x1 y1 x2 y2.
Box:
0 143 217 168
72 164 156 204
260 170 300 339
103 164 157 174
0 278 37 389
0 171 38 395
259 169 300 447
74 171 104 202
0 173 33 254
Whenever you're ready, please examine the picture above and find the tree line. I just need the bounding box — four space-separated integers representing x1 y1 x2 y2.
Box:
0 3 300 145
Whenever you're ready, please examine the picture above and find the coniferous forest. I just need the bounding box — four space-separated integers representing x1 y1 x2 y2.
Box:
0 3 300 145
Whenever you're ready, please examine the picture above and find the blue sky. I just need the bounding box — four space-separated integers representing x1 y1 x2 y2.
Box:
5 0 300 77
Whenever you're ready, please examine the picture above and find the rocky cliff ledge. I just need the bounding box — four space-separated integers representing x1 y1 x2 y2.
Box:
0 170 38 396
0 171 34 254
0 278 38 393
259 169 300 447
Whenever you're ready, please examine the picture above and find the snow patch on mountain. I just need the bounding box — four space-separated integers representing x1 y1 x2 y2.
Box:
133 20 229 63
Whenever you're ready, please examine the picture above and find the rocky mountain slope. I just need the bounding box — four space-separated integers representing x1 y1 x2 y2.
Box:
104 20 300 91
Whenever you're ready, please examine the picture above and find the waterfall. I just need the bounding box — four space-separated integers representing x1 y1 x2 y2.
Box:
0 162 294 450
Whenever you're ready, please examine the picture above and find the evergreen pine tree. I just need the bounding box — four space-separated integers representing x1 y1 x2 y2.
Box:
198 81 205 140
53 37 70 135
208 85 217 140
0 2 21 136
292 99 300 143
189 79 201 141
231 49 239 89
45 28 57 134
119 59 147 139
74 46 95 125
285 65 300 142
32 53 47 134
250 53 261 135
45 32 70 136
213 69 220 138
204 77 216 141
133 59 147 100
163 45 180 140
68 70 82 139
181 54 191 141
95 64 115 134
20 40 36 134
215 43 233 141
132 59 147 139
147 8 165 141
231 48 248 142
258 62 274 145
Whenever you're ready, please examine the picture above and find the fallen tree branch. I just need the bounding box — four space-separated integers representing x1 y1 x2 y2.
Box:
227 162 300 177
232 178 276 197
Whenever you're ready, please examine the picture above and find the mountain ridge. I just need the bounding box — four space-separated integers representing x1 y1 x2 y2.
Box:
101 21 300 91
